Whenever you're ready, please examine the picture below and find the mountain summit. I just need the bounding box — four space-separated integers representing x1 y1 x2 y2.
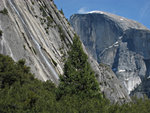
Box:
70 11 150 96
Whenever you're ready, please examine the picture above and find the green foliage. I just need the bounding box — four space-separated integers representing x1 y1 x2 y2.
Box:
59 8 64 15
57 35 102 100
0 30 2 36
47 16 53 26
0 8 8 15
45 29 49 34
46 16 53 31
58 25 66 41
0 55 32 88
57 94 109 113
0 40 150 113
108 96 150 113
0 54 57 113
39 6 47 17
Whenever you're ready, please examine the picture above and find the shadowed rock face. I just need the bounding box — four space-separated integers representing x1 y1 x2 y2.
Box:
0 0 131 103
70 12 150 95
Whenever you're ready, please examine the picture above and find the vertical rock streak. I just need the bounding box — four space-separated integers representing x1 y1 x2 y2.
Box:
8 0 59 81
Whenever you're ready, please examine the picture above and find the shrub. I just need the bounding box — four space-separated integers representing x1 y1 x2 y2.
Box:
60 8 64 15
31 1 34 5
58 25 66 41
47 16 53 27
0 8 8 15
39 6 47 17
0 30 2 36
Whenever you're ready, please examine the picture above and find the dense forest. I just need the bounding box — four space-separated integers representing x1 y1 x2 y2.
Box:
0 35 150 113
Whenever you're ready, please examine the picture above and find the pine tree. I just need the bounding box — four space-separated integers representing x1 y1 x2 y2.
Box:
57 34 102 99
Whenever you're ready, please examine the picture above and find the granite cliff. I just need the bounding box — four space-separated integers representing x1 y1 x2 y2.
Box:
0 1 130 103
70 11 150 95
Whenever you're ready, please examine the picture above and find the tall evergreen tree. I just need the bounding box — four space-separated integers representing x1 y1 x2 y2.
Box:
57 35 102 99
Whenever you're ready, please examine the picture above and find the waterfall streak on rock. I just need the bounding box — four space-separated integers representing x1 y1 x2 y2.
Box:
8 0 59 80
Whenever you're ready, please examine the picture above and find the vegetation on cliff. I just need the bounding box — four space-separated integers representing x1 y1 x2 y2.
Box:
0 30 2 36
0 8 8 15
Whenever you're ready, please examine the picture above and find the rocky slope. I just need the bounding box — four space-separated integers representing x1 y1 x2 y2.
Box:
0 0 130 103
70 11 150 95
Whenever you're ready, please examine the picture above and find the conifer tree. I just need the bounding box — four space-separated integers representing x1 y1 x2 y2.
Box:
57 35 102 99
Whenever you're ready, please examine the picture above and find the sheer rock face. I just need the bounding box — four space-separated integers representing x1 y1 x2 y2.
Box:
0 0 75 84
70 12 150 95
0 0 130 103
88 56 131 103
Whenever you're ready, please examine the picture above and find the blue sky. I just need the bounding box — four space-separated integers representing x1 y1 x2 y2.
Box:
54 0 150 28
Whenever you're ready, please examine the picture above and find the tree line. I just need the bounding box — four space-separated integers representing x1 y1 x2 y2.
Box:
0 35 150 113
